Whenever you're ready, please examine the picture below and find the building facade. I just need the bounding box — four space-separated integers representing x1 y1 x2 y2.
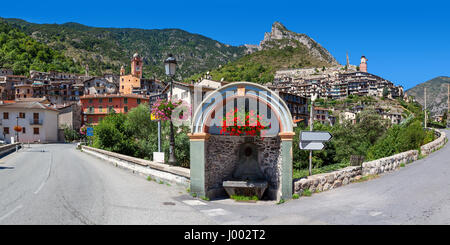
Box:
0 101 59 143
80 94 149 125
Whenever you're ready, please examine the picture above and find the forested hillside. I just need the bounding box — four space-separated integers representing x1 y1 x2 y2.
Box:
0 22 83 75
1 17 246 79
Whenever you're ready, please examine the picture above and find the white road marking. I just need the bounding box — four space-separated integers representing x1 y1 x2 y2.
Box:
183 200 207 206
0 205 23 222
369 211 382 217
34 152 52 194
201 208 230 217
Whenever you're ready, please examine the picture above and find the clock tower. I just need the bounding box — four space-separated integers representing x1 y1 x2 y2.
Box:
360 56 368 73
131 53 143 78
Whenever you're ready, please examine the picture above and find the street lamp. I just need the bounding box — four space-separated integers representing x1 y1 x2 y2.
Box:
164 54 177 166
309 81 319 176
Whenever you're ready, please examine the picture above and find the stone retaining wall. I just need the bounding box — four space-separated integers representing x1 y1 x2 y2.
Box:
81 145 190 187
362 150 418 176
294 128 446 196
294 166 361 194
421 128 446 156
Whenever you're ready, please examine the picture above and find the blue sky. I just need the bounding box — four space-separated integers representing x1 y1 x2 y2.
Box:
1 0 449 89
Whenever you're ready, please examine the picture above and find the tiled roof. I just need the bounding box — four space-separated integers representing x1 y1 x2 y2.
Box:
0 101 59 112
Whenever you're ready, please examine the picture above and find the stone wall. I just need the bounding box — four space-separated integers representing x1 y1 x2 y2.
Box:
293 128 447 196
421 128 446 156
294 166 361 195
81 145 190 187
362 150 418 176
205 135 282 198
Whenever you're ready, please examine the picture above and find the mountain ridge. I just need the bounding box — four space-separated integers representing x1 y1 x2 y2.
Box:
189 22 339 84
0 17 246 80
406 76 450 116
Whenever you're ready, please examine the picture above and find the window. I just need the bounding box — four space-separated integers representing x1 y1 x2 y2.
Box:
122 86 124 89
99 106 103 112
108 106 113 113
3 112 8 119
89 99 93 103
99 98 103 103
3 127 9 135
88 117 93 123
124 98 128 104
89 107 94 113
108 98 112 103
22 127 26 134
19 112 25 118
124 106 128 113
137 99 141 104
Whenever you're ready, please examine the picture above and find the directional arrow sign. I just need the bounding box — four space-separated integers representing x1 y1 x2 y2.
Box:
299 131 333 151
300 131 332 142
300 141 325 150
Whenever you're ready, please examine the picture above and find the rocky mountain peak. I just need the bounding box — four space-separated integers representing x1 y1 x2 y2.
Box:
257 22 338 65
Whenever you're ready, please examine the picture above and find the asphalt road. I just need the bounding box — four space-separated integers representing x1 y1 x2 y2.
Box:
1 130 450 225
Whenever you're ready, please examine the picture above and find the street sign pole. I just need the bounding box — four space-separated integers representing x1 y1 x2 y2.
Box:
299 130 333 176
309 99 314 176
158 120 161 152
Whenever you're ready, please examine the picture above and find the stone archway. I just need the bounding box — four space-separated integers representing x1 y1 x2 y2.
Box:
188 82 295 201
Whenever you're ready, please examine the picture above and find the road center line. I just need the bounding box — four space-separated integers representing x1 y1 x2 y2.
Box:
34 152 53 194
0 204 23 222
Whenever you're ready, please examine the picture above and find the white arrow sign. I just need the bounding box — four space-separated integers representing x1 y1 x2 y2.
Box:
299 131 333 151
299 141 325 150
300 131 332 142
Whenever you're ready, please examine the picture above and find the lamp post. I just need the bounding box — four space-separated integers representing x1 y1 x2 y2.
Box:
16 116 19 143
309 82 319 176
164 54 177 166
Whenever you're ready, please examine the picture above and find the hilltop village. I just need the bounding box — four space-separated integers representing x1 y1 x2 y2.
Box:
0 51 409 143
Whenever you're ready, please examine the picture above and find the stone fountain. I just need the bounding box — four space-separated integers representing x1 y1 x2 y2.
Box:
222 143 268 199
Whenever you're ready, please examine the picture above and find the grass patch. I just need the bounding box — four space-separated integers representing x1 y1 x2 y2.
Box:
191 193 197 198
292 193 300 199
293 162 350 179
400 163 405 167
146 176 154 181
200 196 210 201
158 180 164 184
277 199 285 205
186 188 191 193
353 174 379 183
230 195 259 201
302 189 312 197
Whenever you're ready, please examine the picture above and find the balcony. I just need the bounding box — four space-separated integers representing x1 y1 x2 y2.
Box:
30 119 43 125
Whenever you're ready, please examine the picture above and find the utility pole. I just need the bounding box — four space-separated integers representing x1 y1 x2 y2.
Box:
309 99 313 176
309 84 317 176
424 87 427 128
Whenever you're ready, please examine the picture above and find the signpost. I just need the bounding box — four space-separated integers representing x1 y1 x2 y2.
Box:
149 93 167 159
299 131 333 175
149 93 168 105
86 127 94 146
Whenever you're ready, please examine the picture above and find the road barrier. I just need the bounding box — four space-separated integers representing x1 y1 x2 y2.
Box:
421 128 446 156
0 143 21 158
81 145 190 187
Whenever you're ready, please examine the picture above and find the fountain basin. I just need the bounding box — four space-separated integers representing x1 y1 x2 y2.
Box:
222 180 268 200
